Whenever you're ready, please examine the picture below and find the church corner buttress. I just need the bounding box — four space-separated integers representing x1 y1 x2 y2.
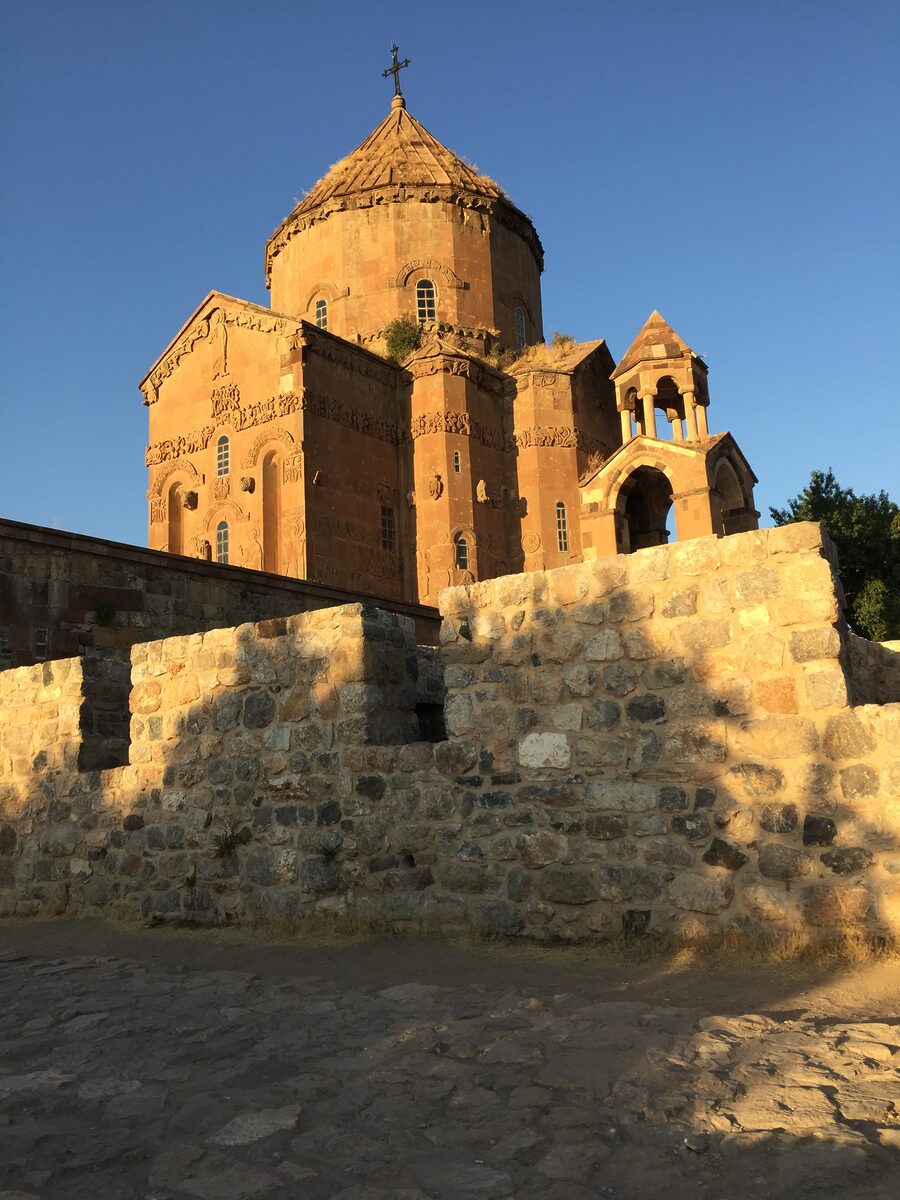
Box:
139 89 759 606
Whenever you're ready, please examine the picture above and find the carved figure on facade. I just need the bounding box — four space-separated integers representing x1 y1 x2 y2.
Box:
214 477 230 502
476 479 490 504
407 491 416 508
429 474 444 501
241 526 263 570
146 424 216 466
182 490 198 510
239 476 255 493
150 498 165 524
189 536 211 561
210 309 229 378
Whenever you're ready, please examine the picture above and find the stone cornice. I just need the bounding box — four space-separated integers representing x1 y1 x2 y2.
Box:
294 322 400 388
264 186 544 285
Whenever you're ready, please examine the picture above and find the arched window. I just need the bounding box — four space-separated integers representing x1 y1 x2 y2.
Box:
556 501 569 552
215 521 229 564
514 307 526 351
314 298 328 330
454 534 469 571
452 450 461 473
216 435 230 477
416 279 436 322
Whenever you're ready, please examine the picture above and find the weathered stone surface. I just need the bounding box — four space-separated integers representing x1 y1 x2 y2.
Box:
802 814 837 846
702 838 748 870
804 884 874 926
625 695 665 722
669 872 734 913
243 690 276 729
759 803 798 834
735 717 818 759
585 780 656 812
209 1105 302 1146
823 713 877 760
671 814 711 841
596 865 664 903
758 843 811 880
517 733 570 769
821 847 874 875
584 814 627 840
518 831 566 868
840 764 879 799
538 868 596 905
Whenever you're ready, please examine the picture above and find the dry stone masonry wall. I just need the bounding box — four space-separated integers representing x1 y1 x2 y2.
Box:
1 524 899 941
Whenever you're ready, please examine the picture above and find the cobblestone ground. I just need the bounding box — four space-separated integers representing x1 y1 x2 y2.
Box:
0 922 898 1200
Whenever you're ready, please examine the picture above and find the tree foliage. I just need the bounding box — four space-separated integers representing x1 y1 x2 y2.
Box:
770 469 900 641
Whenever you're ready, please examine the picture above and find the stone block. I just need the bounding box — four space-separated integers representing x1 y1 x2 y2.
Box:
585 779 656 812
665 722 727 763
743 883 791 921
840 764 879 800
671 538 721 576
641 658 687 688
600 664 639 696
607 589 654 623
821 847 873 875
803 884 874 926
733 568 780 607
642 838 693 867
518 830 566 867
671 814 711 841
753 677 797 715
759 803 798 834
434 862 496 894
584 629 623 662
803 665 849 709
517 732 570 769
444 693 475 735
675 619 732 653
669 872 734 913
758 843 812 880
625 695 665 722
469 899 524 936
537 867 596 905
702 838 748 870
596 865 664 903
823 713 877 760
735 717 818 759
789 627 841 663
562 663 597 697
584 814 627 840
662 588 698 618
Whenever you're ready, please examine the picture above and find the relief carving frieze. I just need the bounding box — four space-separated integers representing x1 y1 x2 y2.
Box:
514 426 611 457
214 477 230 502
145 425 215 466
150 499 165 524
211 382 241 418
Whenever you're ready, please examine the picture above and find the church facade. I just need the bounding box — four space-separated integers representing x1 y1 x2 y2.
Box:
140 87 759 607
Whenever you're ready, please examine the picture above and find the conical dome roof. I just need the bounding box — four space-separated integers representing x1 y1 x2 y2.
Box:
612 311 701 379
293 97 507 216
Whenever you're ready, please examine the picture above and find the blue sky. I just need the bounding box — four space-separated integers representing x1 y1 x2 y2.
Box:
1 0 898 545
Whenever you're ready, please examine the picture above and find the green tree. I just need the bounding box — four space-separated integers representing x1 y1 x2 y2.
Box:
770 469 900 641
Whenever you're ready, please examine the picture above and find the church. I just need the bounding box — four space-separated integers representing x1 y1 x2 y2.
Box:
140 53 759 607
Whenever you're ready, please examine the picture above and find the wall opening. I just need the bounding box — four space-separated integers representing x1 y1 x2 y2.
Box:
168 484 183 555
262 451 281 573
617 466 674 552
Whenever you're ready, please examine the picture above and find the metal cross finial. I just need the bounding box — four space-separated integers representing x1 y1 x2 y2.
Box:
382 43 410 98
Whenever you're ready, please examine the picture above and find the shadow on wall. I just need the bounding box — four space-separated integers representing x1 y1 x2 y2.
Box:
1 523 899 949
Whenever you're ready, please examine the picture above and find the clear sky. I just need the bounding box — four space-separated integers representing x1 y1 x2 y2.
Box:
1 0 898 546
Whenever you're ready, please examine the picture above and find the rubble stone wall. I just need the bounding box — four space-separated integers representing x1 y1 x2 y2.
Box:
1 524 898 941
845 633 900 706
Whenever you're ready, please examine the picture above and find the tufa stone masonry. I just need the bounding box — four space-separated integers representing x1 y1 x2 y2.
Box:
140 87 759 605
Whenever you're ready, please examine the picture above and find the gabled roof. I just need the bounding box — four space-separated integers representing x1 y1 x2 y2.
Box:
508 338 613 377
612 311 704 379
288 98 508 220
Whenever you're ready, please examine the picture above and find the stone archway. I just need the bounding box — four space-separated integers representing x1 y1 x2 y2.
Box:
616 466 674 553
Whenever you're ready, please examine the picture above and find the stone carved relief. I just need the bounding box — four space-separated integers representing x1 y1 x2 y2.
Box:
390 259 467 290
182 490 198 510
476 479 490 504
210 309 229 378
214 477 230 502
146 425 216 466
283 453 303 484
407 491 416 508
204 500 248 532
150 499 165 524
429 474 444 501
240 476 255 493
189 537 211 561
410 409 509 451
211 382 241 418
143 306 299 403
147 458 201 500
239 425 296 468
376 482 398 506
241 527 263 570
407 353 508 397
579 449 607 483
301 281 350 312
514 427 611 457
293 327 397 387
521 531 542 555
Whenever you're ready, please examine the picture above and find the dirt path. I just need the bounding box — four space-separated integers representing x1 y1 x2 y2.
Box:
1 918 898 1199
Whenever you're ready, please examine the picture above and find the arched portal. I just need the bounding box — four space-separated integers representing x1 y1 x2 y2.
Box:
167 483 183 555
262 450 281 573
616 466 674 552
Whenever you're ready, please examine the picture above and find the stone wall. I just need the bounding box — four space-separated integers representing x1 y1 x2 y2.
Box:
845 633 900 706
0 517 439 671
1 523 898 940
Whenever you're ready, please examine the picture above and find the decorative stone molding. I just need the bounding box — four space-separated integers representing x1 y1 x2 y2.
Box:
145 425 215 467
301 282 350 312
515 426 611 456
265 185 544 285
390 259 467 290
147 458 201 500
204 500 248 533
409 410 509 453
296 326 398 388
239 426 296 469
239 476 255 493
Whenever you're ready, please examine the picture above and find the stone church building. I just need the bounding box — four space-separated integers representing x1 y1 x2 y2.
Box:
140 81 759 607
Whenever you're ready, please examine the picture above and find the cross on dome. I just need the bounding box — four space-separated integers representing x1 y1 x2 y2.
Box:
382 43 410 105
